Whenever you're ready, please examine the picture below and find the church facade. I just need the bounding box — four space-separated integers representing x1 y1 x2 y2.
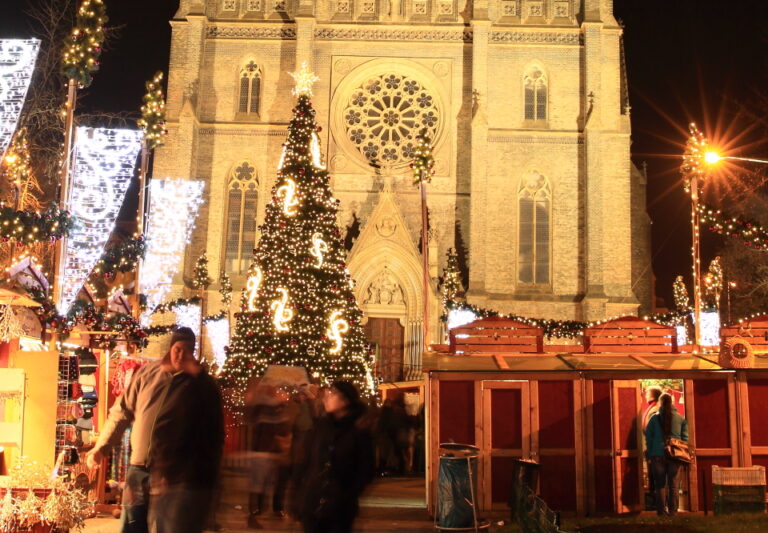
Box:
154 0 652 378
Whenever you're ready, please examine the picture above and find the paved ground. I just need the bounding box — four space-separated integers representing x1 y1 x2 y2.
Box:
83 475 446 533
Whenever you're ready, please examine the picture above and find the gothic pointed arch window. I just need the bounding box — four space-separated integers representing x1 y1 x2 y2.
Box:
223 162 259 273
524 66 547 122
238 61 262 115
518 171 551 285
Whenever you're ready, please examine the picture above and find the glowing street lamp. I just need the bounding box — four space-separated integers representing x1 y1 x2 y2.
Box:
683 125 768 346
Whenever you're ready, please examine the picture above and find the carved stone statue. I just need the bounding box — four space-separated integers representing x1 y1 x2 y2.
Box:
364 266 405 305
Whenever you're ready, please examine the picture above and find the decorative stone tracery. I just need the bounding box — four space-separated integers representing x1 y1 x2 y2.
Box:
341 72 440 168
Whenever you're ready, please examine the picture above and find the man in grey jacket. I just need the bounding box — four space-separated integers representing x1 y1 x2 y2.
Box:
86 327 198 533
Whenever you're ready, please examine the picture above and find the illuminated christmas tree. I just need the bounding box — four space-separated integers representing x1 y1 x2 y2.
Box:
673 276 691 312
441 247 463 314
222 63 373 405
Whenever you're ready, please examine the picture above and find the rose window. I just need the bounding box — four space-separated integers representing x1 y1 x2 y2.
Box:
342 73 440 167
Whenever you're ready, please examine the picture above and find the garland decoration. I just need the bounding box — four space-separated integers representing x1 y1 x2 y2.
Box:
697 203 768 251
151 296 202 316
93 235 146 278
444 299 687 339
144 310 228 338
0 204 76 244
61 0 108 88
411 129 435 185
30 290 148 348
137 71 167 150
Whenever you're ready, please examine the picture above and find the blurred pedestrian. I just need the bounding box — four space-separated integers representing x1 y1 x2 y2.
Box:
245 381 293 527
645 393 689 516
85 327 200 533
146 326 224 533
297 381 375 533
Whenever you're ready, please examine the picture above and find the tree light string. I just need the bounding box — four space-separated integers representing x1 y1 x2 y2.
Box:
0 39 40 160
139 178 204 325
58 127 143 314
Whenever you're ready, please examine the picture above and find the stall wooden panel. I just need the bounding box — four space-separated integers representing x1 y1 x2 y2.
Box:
746 379 768 480
449 317 544 354
610 380 644 513
688 378 737 512
536 380 578 511
481 381 530 509
587 380 616 513
438 380 475 445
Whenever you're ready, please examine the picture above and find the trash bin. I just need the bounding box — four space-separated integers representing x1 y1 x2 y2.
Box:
510 459 541 521
436 443 482 530
712 466 766 515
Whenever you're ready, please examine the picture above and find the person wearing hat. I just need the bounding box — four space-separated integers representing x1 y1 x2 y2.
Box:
295 381 375 533
146 328 224 533
86 327 213 533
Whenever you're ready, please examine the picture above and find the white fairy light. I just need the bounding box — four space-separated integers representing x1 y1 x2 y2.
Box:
699 310 721 347
447 308 477 331
206 317 230 373
270 287 293 332
310 232 328 268
310 132 326 169
174 303 201 356
276 179 298 216
277 145 287 170
675 324 688 347
0 39 40 159
139 178 205 325
246 265 262 311
327 310 349 354
58 127 143 313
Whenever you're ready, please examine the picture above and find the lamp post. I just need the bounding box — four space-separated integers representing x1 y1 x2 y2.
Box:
681 124 709 348
412 130 435 350
684 125 768 345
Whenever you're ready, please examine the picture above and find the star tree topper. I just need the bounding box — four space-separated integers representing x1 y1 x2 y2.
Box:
289 61 320 97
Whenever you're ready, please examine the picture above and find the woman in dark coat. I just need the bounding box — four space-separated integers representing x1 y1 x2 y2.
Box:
297 381 375 533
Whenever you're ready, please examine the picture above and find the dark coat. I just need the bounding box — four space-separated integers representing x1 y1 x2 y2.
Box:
297 407 375 526
148 368 224 488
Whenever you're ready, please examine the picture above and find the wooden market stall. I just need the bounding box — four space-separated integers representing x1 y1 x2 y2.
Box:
424 315 768 516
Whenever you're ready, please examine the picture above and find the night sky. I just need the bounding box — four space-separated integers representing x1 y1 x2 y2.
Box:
1 0 767 308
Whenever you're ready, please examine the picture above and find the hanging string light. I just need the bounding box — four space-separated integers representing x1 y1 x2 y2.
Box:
0 39 40 160
58 127 143 314
139 178 204 325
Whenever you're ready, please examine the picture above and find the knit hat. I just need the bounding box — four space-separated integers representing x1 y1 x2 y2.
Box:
331 380 362 408
169 326 196 349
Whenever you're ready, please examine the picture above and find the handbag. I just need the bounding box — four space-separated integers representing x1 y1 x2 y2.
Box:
665 437 694 464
